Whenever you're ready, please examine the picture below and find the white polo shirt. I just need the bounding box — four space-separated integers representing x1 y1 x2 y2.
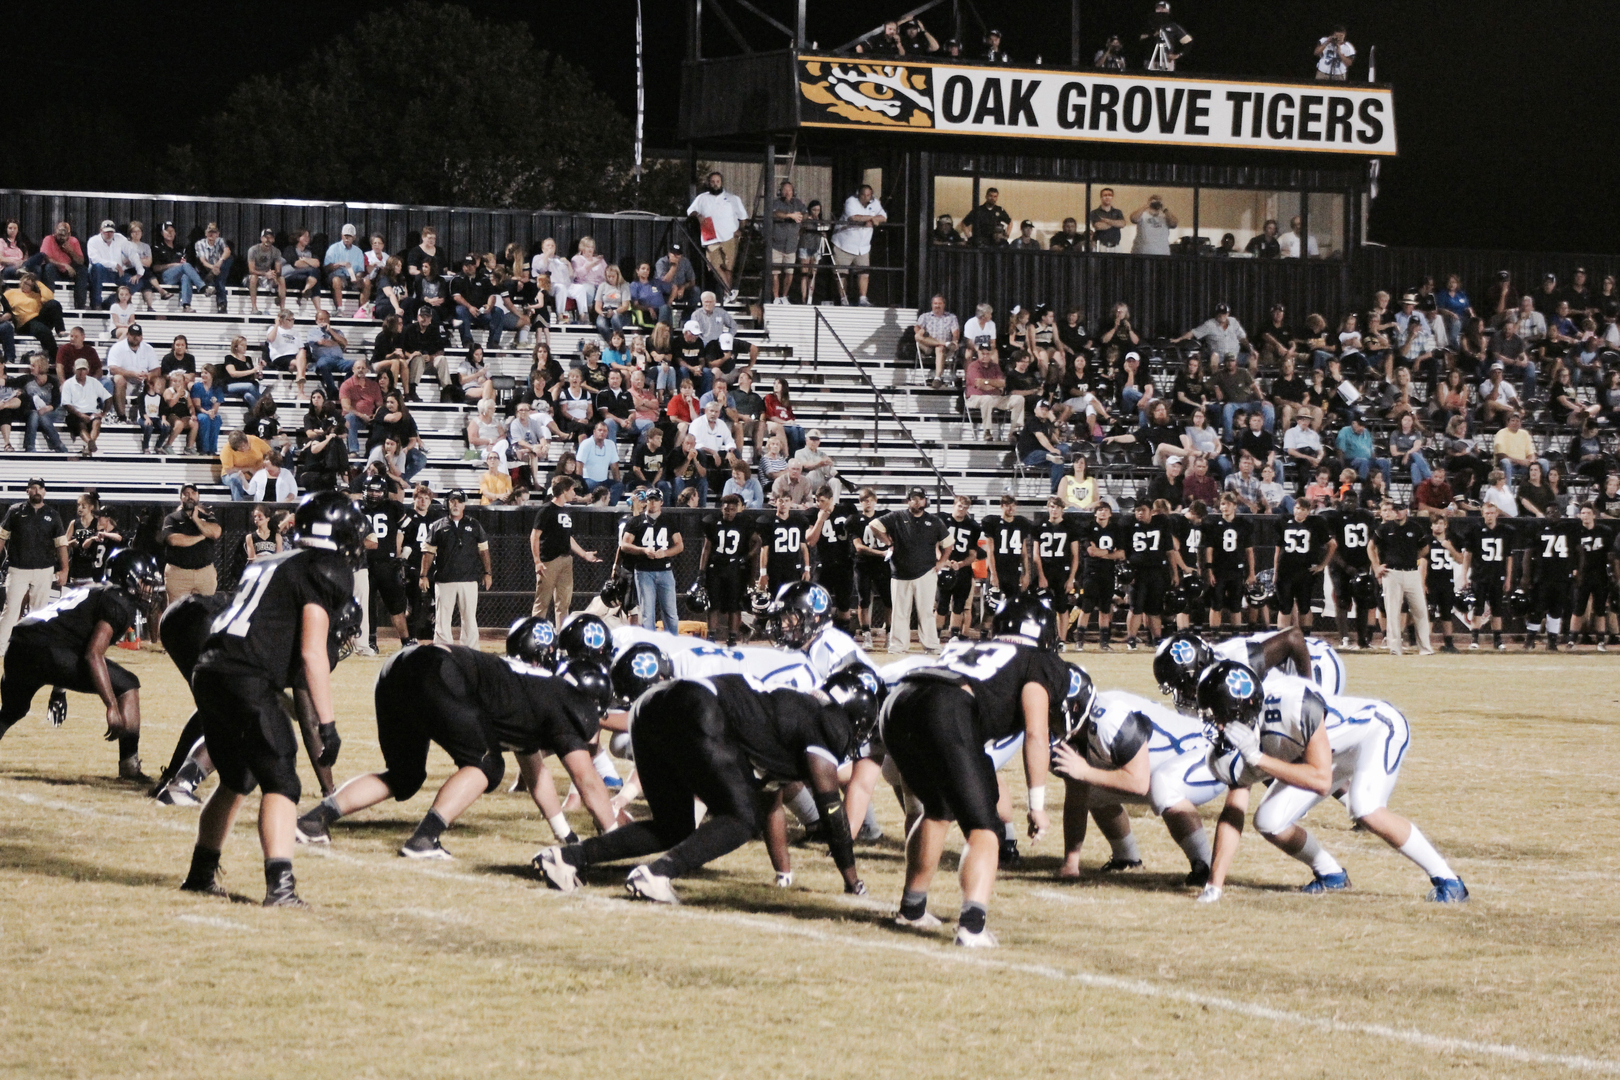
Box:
60 375 112 413
105 338 159 378
832 195 885 256
691 415 736 455
686 190 749 246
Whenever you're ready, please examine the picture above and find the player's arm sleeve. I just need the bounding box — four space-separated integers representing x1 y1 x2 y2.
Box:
804 746 856 874
1298 689 1326 744
1113 712 1154 769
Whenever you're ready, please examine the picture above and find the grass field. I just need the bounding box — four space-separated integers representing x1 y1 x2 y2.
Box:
3 642 1619 1079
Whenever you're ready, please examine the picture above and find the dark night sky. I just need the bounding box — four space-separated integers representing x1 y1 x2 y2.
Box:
11 1 1616 254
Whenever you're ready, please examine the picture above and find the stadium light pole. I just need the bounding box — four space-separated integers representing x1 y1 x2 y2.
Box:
634 0 644 209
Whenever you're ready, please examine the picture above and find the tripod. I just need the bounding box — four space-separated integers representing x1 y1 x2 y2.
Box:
1146 32 1175 71
809 228 848 306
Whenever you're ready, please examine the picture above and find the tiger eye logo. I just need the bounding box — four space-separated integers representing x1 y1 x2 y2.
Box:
800 60 934 128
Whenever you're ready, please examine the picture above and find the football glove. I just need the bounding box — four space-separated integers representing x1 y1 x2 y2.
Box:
317 723 343 768
1224 722 1263 768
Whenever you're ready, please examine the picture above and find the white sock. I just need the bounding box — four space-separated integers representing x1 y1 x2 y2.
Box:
1291 832 1343 876
1003 821 1017 842
180 738 213 783
1546 617 1563 634
1176 828 1212 867
785 786 820 827
1109 834 1141 862
593 748 619 783
863 803 879 832
1398 825 1455 879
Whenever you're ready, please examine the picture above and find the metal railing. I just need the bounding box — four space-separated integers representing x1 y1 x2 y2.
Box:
811 306 953 506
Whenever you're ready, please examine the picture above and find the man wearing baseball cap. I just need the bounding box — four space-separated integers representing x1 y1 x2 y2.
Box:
194 222 233 313
1011 220 1041 251
0 478 70 657
245 227 287 314
323 224 366 312
418 489 491 648
86 219 136 310
653 240 695 325
865 486 950 653
620 486 683 634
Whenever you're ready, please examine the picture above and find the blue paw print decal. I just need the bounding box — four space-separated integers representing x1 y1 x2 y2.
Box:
1170 640 1196 666
809 585 830 614
582 623 607 650
631 651 662 680
535 622 556 645
1225 668 1255 698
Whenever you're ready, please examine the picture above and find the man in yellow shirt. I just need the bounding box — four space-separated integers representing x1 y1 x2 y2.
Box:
2 273 65 356
1490 411 1547 486
219 430 272 501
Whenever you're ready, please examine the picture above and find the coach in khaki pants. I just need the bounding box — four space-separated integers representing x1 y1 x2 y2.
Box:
0 478 70 657
159 484 221 598
530 477 602 620
869 486 950 653
1370 501 1433 656
419 490 491 648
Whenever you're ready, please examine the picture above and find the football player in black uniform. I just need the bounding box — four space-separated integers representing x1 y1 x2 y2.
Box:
1525 504 1579 651
936 494 983 645
360 475 411 652
884 596 1074 947
296 632 620 859
850 487 892 649
1571 503 1616 649
0 548 162 779
813 487 857 632
982 494 1034 604
1124 499 1173 650
396 483 445 644
178 491 362 908
1424 516 1466 652
757 490 821 599
1077 502 1126 650
1324 494 1378 649
1203 493 1255 633
1464 501 1514 650
535 662 872 904
1273 501 1335 632
698 494 758 646
1169 501 1207 631
1034 496 1080 647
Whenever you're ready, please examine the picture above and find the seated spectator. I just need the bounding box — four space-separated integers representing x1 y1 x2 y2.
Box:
4 272 66 357
0 218 31 281
508 398 552 464
1232 409 1279 477
221 430 273 501
373 258 409 322
1257 463 1292 514
578 422 624 503
724 369 765 453
1245 219 1281 259
769 460 813 508
323 224 366 312
1282 411 1325 480
1303 466 1335 508
467 396 506 459
86 219 138 310
1113 350 1157 421
627 261 668 328
1491 410 1549 486
1057 374 1111 442
629 426 667 490
1017 399 1071 493
1175 303 1250 368
1054 456 1098 511
189 367 225 456
1478 469 1517 517
1213 351 1273 439
480 449 518 506
1477 363 1520 426
60 357 111 455
107 285 137 338
247 450 299 502
723 462 764 509
1569 420 1611 483
271 226 319 309
453 343 493 405
1518 462 1555 518
1549 366 1601 427
1334 414 1391 485
763 377 804 454
792 429 838 492
692 401 744 493
1182 405 1225 472
19 353 65 453
107 323 159 421
1223 453 1264 513
916 294 961 388
1144 455 1186 509
1385 413 1429 486
594 263 630 337
193 222 232 314
366 395 426 481
245 228 286 314
1257 304 1298 369
662 432 706 505
1413 464 1456 517
158 370 197 454
650 240 695 326
358 233 389 312
758 433 790 489
1139 400 1193 468
401 304 450 400
1183 453 1219 505
964 347 1019 433
339 356 383 454
1169 352 1215 417
28 220 87 309
306 308 352 400
0 380 20 449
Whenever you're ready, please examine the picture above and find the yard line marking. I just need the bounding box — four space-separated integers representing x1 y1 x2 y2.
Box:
174 914 251 931
8 784 1620 1075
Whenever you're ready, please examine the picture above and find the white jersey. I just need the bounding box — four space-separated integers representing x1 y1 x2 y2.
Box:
877 654 937 686
801 625 876 681
1082 691 1224 813
610 625 706 659
1211 632 1345 695
670 643 820 692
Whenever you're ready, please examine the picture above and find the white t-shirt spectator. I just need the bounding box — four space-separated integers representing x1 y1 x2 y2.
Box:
963 316 997 351
267 326 305 364
1281 231 1320 259
106 338 159 379
832 195 886 256
1282 425 1323 456
691 415 736 455
86 231 131 272
1481 483 1518 518
248 467 299 503
1316 37 1356 77
61 375 112 413
686 189 749 246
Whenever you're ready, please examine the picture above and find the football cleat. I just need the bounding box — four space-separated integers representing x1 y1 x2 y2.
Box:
157 783 201 808
1426 877 1470 903
47 688 67 728
533 847 580 892
625 865 680 904
294 813 331 845
1300 870 1351 894
399 835 453 860
953 925 999 948
1124 636 1139 651
894 909 943 931
1099 857 1143 873
1184 861 1211 888
179 873 228 899
1468 641 1480 651
262 868 308 909
1194 884 1223 904
118 756 151 783
855 821 884 843
998 837 1021 868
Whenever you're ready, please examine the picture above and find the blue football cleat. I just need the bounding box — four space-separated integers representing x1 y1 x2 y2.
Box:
602 775 624 792
1426 877 1469 903
1300 870 1351 894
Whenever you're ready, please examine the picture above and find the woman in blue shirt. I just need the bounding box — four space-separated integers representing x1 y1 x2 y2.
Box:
189 366 226 455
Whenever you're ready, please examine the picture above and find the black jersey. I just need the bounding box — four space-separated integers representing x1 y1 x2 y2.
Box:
1424 534 1462 577
703 512 756 567
1276 515 1331 574
1531 520 1580 579
1469 524 1513 581
852 511 891 565
1127 515 1172 570
1172 516 1204 572
625 514 680 573
761 510 815 580
1326 508 1377 569
378 644 599 757
397 505 445 571
67 523 111 581
530 501 577 563
819 502 856 568
706 673 853 783
364 500 405 568
903 639 1069 744
983 515 1035 567
1206 516 1253 574
1080 519 1127 577
1035 518 1079 577
1576 523 1613 580
14 584 136 652
940 514 983 565
196 549 354 688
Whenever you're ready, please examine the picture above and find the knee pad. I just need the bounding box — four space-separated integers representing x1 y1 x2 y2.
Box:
479 751 507 794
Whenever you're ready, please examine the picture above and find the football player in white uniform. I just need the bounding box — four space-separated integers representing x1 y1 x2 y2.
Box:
1193 660 1468 904
1205 625 1346 695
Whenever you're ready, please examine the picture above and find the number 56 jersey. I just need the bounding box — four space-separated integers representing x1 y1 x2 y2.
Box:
196 549 354 688
899 638 1071 746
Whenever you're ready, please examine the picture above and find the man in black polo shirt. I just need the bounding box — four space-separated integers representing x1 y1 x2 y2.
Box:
0 478 70 657
530 477 602 623
1088 188 1126 251
868 487 949 654
158 484 222 598
420 490 491 648
450 254 493 349
1368 500 1433 656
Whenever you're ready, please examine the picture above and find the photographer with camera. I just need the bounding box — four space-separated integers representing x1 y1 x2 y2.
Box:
1130 194 1179 256
159 483 222 598
1315 26 1356 81
1141 1 1191 71
1094 34 1127 71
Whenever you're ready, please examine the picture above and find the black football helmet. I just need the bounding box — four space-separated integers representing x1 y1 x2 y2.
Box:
294 490 366 566
991 592 1059 651
822 666 881 745
1350 571 1380 610
611 642 673 704
104 548 163 602
771 581 833 649
506 616 558 669
563 662 614 722
1195 660 1264 730
684 580 711 613
1506 587 1530 617
1455 588 1481 619
1247 569 1276 608
1057 662 1097 741
1161 581 1185 616
557 613 612 665
748 587 774 615
1153 632 1213 711
936 566 957 597
332 597 363 659
982 584 1003 610
1179 572 1208 617
363 475 388 502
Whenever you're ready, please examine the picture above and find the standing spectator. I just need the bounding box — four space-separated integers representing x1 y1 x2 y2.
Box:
530 476 602 621
1088 188 1125 251
962 188 1011 246
159 484 222 597
1280 216 1319 259
620 488 683 632
106 323 159 421
1369 500 1434 656
5 273 66 357
1314 25 1356 80
86 220 138 309
193 222 233 313
150 221 205 311
323 224 366 312
686 172 749 301
1129 194 1178 255
60 358 111 455
964 347 1018 432
868 487 949 654
916 294 961 388
652 241 696 325
769 180 808 304
0 478 69 658
831 185 886 307
245 228 286 314
419 490 492 648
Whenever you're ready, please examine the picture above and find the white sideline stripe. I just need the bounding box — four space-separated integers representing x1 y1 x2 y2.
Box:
175 914 250 931
7 785 1620 1075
